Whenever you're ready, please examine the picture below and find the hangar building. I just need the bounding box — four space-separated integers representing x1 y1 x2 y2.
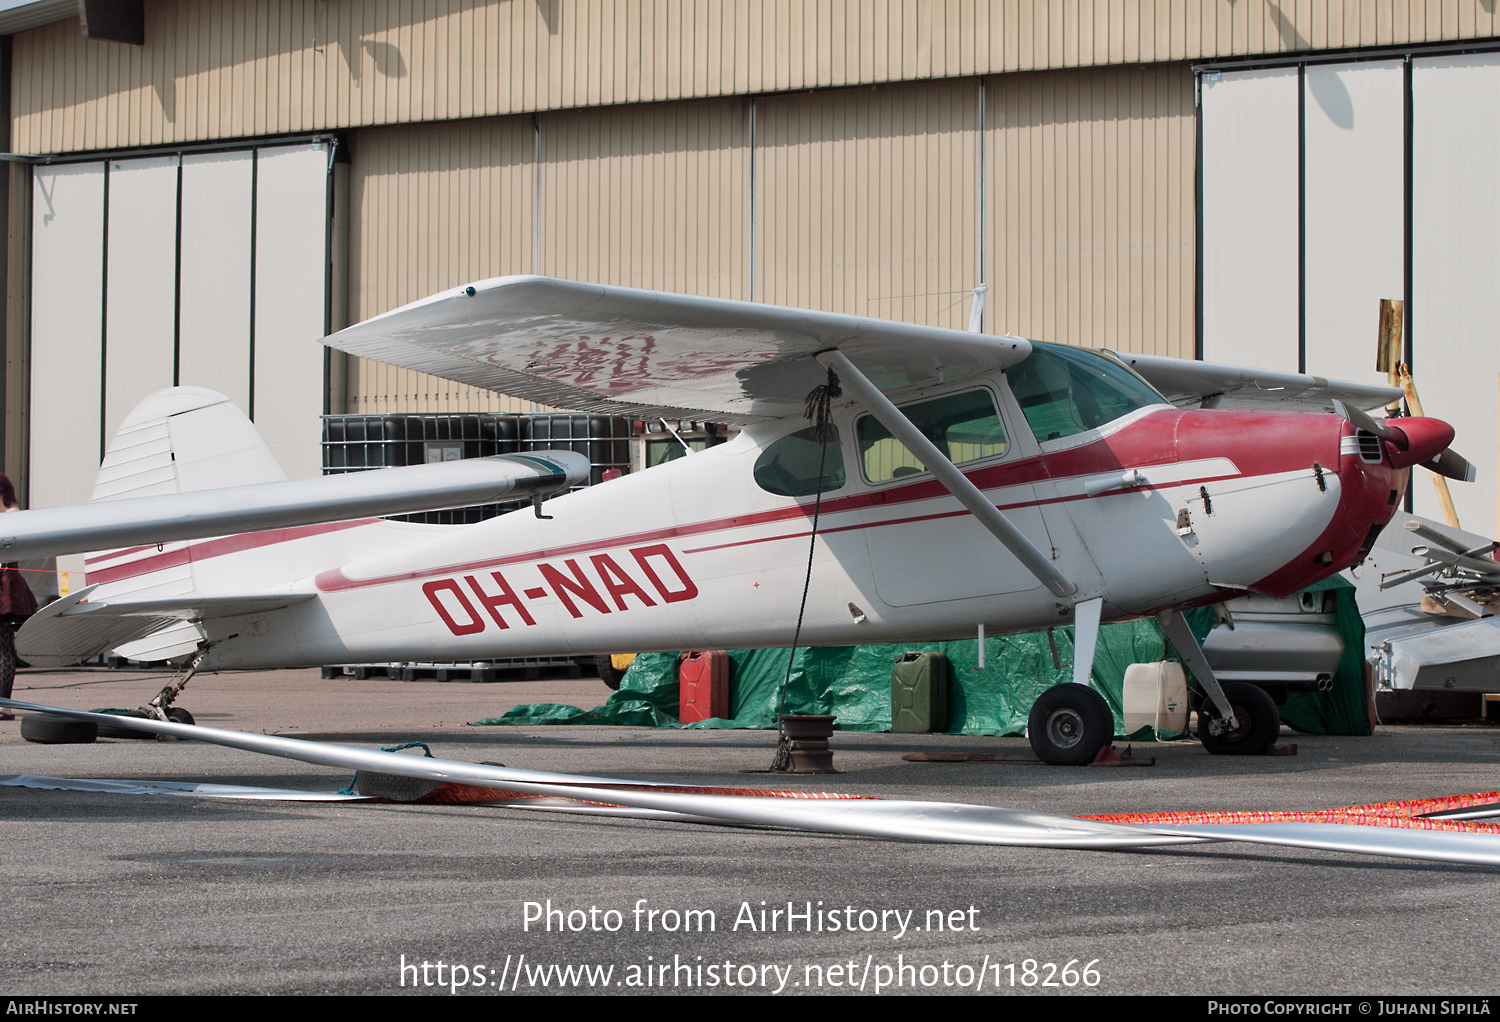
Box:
0 0 1496 584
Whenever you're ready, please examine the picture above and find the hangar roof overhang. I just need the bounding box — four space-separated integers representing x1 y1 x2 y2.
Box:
0 0 74 35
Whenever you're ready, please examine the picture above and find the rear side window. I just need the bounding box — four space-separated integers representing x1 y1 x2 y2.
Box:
753 426 847 497
856 389 1009 483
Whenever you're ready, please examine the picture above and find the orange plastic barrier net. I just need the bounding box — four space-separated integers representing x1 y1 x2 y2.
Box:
1083 791 1500 834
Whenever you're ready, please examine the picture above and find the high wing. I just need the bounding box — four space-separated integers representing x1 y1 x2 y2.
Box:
1112 351 1402 413
0 452 590 561
321 276 1033 422
324 275 1400 420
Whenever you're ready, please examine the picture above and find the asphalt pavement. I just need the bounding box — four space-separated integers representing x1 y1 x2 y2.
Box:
1 665 1498 996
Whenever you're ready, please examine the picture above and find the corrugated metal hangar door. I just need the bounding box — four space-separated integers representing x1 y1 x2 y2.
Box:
29 141 336 529
1200 51 1500 536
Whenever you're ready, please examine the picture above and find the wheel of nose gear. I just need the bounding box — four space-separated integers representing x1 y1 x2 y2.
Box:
1197 682 1281 755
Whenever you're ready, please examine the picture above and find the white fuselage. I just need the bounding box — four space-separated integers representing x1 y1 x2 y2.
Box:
81 371 1382 671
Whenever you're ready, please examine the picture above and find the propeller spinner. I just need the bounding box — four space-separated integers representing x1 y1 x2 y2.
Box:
1330 399 1474 482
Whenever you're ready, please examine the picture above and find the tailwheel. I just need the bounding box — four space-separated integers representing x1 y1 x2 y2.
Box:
1028 684 1114 766
1197 681 1280 755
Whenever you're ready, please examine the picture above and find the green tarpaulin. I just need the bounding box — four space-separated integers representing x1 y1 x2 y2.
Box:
1274 574 1372 737
474 581 1370 737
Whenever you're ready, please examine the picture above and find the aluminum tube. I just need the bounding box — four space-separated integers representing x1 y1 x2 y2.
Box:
1379 541 1500 590
816 349 1075 598
0 698 1193 849
0 451 591 559
15 698 1500 864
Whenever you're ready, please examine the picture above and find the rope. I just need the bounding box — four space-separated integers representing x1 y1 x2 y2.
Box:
866 289 973 301
339 740 434 796
771 364 842 772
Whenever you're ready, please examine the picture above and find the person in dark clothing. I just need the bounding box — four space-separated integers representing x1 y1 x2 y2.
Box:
0 474 36 719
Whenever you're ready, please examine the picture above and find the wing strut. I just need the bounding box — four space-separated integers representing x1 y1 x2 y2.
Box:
816 349 1076 598
1156 609 1240 732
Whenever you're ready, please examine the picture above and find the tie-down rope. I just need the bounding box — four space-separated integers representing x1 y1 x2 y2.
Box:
770 364 842 772
338 740 433 796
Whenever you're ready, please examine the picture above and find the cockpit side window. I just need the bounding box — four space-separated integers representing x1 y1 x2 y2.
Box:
856 389 1009 483
753 425 847 497
1004 342 1167 443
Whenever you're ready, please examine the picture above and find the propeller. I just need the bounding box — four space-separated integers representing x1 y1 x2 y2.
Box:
1330 399 1474 482
1331 398 1406 448
1427 447 1478 483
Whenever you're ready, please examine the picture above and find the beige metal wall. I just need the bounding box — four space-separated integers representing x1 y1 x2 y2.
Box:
346 67 1194 415
540 98 748 299
346 116 535 414
348 97 751 413
15 0 1500 155
986 63 1196 357
754 78 979 330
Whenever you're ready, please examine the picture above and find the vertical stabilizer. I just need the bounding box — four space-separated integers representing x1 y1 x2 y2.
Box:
86 387 288 661
92 387 287 503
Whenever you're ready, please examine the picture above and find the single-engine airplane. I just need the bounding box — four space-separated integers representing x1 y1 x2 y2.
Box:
0 277 1472 764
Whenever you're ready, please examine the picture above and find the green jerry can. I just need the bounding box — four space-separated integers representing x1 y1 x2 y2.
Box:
891 651 949 733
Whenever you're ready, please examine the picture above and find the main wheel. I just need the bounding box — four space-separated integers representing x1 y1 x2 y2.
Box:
166 707 195 725
1028 684 1114 765
20 713 96 745
1197 682 1281 755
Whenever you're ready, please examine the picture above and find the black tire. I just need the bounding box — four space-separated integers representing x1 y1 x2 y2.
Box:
1197 682 1281 755
594 656 623 691
1027 684 1114 765
166 707 195 725
93 708 154 740
20 714 96 745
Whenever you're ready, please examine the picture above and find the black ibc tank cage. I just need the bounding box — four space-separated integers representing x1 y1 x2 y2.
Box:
322 413 632 524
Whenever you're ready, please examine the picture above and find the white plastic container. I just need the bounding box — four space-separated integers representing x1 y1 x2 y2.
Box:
1123 662 1190 736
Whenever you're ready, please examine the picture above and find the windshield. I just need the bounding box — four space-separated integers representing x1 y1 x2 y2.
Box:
1005 342 1167 443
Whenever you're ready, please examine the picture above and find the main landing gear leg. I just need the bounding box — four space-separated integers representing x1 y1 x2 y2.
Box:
1028 598 1113 765
1157 609 1280 755
144 644 206 727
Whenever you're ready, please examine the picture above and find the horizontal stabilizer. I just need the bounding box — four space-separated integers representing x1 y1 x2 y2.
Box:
1114 352 1402 413
16 584 315 667
1 451 590 560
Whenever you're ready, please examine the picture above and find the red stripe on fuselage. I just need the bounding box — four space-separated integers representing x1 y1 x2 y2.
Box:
83 409 1336 595
85 542 169 567
679 466 1249 555
315 409 1329 593
84 519 380 586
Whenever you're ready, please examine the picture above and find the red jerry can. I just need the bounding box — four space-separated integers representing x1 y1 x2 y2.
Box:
679 650 730 724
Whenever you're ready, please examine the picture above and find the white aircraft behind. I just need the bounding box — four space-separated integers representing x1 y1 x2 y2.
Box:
0 277 1469 765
